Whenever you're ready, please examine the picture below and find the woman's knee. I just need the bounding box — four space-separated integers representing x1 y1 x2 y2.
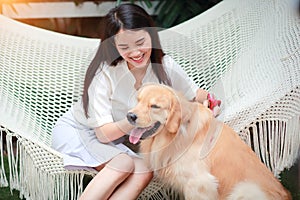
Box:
133 158 153 184
107 153 135 173
140 171 153 185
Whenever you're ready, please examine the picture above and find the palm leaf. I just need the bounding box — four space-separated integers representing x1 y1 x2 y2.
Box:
139 0 152 8
114 0 222 28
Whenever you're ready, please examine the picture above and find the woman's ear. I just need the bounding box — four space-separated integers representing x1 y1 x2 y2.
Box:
165 96 181 133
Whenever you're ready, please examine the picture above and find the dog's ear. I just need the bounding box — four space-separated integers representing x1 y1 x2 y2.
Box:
165 96 181 133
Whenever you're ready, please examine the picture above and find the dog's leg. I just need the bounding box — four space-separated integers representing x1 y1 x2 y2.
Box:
226 182 268 200
182 172 218 200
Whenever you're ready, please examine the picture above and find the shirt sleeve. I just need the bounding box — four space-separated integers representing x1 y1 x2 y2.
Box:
85 69 114 128
163 55 199 100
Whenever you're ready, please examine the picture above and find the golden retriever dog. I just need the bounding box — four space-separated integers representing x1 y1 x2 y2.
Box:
126 83 291 200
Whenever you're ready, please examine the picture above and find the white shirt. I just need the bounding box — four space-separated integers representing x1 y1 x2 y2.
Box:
72 55 198 128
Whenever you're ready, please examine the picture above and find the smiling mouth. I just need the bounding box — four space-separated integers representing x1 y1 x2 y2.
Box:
129 121 161 144
131 54 144 63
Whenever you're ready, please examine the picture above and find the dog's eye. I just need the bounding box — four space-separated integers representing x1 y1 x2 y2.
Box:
150 104 160 109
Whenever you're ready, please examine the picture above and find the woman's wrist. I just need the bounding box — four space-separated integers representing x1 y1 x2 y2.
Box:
116 118 135 133
95 119 134 143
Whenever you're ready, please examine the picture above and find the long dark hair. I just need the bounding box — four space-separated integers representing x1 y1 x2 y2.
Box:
82 3 171 117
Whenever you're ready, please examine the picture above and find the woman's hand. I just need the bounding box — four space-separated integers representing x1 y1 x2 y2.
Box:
195 88 221 117
203 93 221 117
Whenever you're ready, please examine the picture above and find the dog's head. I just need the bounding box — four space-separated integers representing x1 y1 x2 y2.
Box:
127 83 183 144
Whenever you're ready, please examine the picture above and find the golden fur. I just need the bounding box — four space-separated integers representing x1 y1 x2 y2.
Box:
128 84 291 200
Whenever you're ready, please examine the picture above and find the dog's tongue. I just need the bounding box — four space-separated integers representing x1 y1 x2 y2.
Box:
129 128 146 144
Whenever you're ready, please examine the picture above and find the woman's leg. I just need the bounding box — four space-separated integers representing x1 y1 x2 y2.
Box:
79 153 134 200
109 157 153 200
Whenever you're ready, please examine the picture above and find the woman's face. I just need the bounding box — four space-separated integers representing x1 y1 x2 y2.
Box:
114 29 152 70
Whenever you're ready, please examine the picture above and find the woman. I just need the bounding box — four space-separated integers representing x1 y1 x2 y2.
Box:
52 4 217 200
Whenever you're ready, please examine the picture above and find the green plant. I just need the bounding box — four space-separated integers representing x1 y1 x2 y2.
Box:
0 156 22 200
116 0 222 28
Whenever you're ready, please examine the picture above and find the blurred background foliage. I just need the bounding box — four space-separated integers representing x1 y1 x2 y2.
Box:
0 0 221 38
116 0 221 28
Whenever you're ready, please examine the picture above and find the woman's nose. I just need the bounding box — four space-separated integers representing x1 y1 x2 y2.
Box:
128 49 142 57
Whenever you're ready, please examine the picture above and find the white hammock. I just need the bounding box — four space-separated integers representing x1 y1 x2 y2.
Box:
0 0 299 199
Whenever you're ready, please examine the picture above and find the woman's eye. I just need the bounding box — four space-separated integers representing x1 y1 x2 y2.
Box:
120 47 129 50
136 42 144 46
151 104 160 109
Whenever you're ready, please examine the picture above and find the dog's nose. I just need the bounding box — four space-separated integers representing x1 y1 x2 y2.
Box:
127 112 137 125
